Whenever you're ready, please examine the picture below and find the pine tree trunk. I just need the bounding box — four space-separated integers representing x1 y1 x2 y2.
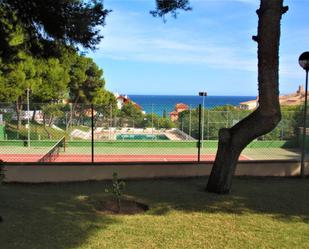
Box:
206 0 287 194
43 113 51 139
15 99 22 131
48 115 54 127
32 108 37 122
66 98 79 130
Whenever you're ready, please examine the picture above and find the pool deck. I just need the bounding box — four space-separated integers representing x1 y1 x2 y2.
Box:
70 127 192 141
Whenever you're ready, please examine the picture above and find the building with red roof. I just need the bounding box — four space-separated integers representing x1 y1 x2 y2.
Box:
170 103 189 122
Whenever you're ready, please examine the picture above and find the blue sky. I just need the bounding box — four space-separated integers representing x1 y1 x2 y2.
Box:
89 0 309 96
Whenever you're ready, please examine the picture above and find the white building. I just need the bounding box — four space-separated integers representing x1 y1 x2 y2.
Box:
239 99 258 110
114 93 129 109
113 93 144 113
12 110 43 121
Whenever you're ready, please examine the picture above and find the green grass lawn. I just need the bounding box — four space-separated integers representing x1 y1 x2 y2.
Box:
0 177 308 249
6 122 65 140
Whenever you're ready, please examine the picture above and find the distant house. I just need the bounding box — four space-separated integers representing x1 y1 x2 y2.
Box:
12 110 43 121
83 108 97 117
239 86 308 110
170 103 189 121
239 99 258 110
175 103 189 113
114 93 144 113
170 111 179 122
279 85 306 106
115 94 130 109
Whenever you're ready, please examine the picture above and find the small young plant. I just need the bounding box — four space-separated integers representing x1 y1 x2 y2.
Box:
105 172 126 213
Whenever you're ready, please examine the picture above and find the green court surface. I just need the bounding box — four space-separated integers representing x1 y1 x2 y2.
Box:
0 139 303 162
0 145 51 154
243 147 301 160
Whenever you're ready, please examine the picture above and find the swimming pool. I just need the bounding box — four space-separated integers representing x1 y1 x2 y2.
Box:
116 134 169 140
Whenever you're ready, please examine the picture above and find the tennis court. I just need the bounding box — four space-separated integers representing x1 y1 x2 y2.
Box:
0 146 51 162
0 138 302 163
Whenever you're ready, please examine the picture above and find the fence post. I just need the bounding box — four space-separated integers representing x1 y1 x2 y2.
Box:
198 104 202 162
189 105 192 138
207 110 210 140
91 104 94 163
110 104 112 140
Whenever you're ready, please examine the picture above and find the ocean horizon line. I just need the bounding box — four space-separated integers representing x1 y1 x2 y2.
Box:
127 94 256 97
127 95 255 116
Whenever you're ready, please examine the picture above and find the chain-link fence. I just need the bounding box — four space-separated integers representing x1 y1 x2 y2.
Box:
0 102 305 163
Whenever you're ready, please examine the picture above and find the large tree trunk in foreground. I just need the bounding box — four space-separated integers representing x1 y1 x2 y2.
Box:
207 0 288 194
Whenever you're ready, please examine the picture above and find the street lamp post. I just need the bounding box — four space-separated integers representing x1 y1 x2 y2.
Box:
199 92 207 148
26 88 30 147
189 105 192 138
151 104 154 134
109 105 113 140
298 51 309 178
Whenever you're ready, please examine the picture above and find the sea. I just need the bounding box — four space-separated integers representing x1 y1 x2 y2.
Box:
129 95 255 116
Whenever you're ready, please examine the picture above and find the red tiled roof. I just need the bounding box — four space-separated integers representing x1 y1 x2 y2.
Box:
117 95 130 103
133 102 142 110
175 103 189 109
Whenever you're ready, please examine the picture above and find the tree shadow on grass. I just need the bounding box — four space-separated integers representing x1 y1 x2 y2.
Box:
0 183 119 249
0 177 308 249
124 177 309 223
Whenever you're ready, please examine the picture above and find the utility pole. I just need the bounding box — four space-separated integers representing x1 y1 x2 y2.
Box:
198 92 207 148
27 88 30 147
298 51 309 178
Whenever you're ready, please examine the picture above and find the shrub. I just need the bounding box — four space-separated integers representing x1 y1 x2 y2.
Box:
105 172 126 213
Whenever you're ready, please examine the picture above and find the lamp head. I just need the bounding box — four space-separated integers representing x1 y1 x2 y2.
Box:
299 52 309 71
198 92 207 96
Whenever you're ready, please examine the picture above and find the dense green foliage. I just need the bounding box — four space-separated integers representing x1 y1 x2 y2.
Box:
179 105 303 140
69 56 105 105
151 0 191 18
118 102 144 127
0 3 116 133
0 0 109 51
143 113 175 129
117 102 175 129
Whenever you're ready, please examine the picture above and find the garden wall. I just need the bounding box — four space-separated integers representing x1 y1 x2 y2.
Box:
3 160 308 183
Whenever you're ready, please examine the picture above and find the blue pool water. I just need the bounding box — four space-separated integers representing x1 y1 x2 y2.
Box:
116 134 169 140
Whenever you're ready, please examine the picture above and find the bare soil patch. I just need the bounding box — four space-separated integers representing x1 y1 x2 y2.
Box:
94 198 149 215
